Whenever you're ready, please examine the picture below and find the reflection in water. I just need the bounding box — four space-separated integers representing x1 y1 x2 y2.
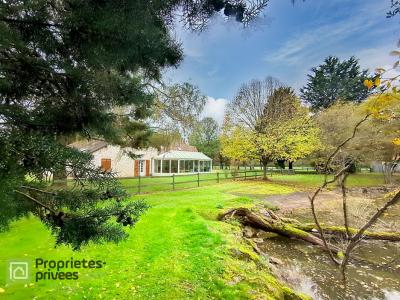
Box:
258 237 400 300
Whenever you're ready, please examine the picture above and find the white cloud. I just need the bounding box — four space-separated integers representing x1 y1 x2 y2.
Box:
356 45 400 76
264 2 391 65
202 96 228 126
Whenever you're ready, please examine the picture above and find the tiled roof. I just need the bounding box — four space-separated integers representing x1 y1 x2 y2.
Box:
68 140 108 153
167 142 198 152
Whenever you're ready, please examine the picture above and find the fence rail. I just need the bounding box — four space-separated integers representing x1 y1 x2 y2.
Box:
122 170 269 195
121 166 316 195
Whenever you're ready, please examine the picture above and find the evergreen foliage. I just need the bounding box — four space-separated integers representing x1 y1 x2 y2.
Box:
300 56 373 111
0 0 269 248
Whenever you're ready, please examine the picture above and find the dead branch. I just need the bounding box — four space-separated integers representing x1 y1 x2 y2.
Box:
341 190 400 272
309 114 371 265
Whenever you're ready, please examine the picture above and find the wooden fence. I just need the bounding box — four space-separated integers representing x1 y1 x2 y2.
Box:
121 166 320 195
122 170 269 195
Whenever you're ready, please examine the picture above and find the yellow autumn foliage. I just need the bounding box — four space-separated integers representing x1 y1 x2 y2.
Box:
363 79 374 90
362 92 400 120
362 93 400 149
393 137 400 146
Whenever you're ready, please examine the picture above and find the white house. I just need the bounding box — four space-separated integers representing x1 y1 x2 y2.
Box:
69 140 212 178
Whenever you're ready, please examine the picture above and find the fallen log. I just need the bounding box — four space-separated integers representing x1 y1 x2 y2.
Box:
292 223 400 242
219 208 400 256
218 208 341 254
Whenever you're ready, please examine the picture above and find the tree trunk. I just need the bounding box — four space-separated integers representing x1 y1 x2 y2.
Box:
218 208 340 253
219 208 400 254
294 223 400 242
288 161 293 170
262 161 268 180
277 159 285 169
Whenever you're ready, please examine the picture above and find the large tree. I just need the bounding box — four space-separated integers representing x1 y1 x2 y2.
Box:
152 82 207 141
227 76 282 129
220 121 258 166
224 77 282 174
0 0 270 248
313 99 400 179
189 117 220 159
223 84 320 179
300 56 373 111
259 87 320 169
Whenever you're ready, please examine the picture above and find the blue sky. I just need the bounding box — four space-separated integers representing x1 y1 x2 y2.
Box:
165 0 399 124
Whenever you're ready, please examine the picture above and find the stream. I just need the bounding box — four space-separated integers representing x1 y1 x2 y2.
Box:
252 187 400 299
258 237 400 300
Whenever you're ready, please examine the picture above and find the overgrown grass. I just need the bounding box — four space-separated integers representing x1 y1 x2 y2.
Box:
0 181 308 300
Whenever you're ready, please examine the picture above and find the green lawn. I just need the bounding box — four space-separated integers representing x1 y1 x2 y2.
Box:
0 181 307 300
0 173 387 299
119 171 390 195
119 170 264 194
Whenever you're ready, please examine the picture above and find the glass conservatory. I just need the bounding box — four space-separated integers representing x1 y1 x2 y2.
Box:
152 151 212 175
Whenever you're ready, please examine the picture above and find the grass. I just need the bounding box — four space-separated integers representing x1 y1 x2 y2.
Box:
0 180 309 300
119 170 264 194
119 172 391 195
0 173 386 299
269 172 394 188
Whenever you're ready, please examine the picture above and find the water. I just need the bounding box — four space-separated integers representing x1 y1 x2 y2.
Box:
258 237 400 300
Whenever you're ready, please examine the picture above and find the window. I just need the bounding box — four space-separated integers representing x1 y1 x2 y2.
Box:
154 160 161 173
162 160 170 173
171 160 178 173
199 161 204 172
139 161 144 173
185 160 192 172
194 160 198 172
101 159 111 172
179 160 185 173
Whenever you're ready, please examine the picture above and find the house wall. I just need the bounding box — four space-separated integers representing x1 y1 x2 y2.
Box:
92 145 158 177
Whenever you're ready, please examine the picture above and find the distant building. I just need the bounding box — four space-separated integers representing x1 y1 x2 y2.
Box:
69 140 212 177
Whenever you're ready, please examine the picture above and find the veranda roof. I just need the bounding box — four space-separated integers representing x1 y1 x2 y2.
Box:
154 151 211 160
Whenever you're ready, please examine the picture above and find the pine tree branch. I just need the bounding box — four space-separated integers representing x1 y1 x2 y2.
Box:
14 190 57 214
20 185 55 195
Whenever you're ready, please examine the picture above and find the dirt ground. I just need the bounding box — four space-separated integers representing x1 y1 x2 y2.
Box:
263 187 399 231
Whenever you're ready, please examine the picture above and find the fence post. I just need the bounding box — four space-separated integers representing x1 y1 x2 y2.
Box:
138 174 141 194
197 172 200 187
217 172 219 183
244 171 247 180
254 170 257 179
172 174 175 191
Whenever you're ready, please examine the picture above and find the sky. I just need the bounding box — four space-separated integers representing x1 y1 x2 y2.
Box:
164 0 400 125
